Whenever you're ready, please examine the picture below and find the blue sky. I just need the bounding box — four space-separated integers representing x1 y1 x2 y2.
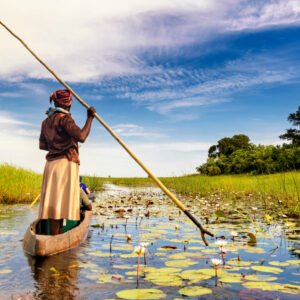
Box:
0 0 299 176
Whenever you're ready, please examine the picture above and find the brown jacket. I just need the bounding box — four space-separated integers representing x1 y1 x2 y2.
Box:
39 112 93 164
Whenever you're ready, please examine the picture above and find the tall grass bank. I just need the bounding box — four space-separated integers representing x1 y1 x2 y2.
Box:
0 164 42 203
1 164 299 216
107 172 300 216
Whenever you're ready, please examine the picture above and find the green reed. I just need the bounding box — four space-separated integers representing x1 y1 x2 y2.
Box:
0 163 42 203
1 163 299 215
102 172 300 215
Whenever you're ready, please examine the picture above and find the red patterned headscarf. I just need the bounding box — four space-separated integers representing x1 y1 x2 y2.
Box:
50 89 73 107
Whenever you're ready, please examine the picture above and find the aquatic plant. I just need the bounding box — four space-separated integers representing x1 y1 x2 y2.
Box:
230 231 238 241
126 234 132 242
211 258 222 286
134 245 146 287
140 242 149 265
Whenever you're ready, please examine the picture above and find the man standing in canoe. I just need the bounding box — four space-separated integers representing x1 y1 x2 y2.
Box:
39 89 96 235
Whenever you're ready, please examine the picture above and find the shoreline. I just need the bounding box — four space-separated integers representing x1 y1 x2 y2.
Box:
1 163 299 216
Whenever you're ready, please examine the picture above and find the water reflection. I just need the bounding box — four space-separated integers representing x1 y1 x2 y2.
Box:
27 252 80 300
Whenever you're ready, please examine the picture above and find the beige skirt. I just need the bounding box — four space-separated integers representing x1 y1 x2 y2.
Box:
38 158 80 220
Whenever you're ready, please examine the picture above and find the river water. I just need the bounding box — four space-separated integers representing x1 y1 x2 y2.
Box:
0 184 299 299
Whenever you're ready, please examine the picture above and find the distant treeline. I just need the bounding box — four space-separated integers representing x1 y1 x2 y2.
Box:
197 106 300 175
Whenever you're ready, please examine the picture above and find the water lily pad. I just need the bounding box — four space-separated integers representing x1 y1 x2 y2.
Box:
251 266 283 274
243 281 300 294
0 269 12 274
145 273 183 286
197 268 225 276
183 252 207 259
220 273 242 283
125 270 143 276
178 286 212 297
269 261 289 267
227 260 252 267
155 253 167 257
97 274 124 283
168 253 186 260
180 270 212 282
286 259 300 265
145 267 182 274
245 247 265 254
244 274 277 281
165 259 197 268
243 281 283 291
116 289 166 299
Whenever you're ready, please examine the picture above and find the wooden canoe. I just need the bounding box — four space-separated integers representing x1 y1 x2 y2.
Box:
23 211 92 257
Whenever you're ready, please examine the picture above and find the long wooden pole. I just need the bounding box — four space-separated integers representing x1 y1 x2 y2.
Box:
0 20 214 245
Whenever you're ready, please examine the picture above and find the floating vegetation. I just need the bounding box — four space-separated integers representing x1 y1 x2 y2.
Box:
116 288 166 299
0 269 12 274
0 184 300 299
178 286 212 297
251 265 283 274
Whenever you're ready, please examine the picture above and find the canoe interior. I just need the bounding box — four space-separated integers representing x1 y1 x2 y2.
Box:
23 210 92 257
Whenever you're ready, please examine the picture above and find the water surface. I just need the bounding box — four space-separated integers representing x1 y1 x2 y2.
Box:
0 184 299 299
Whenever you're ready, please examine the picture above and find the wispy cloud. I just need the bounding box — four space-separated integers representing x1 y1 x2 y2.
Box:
109 50 300 114
226 0 300 32
1 0 300 82
112 123 165 138
0 111 32 126
0 111 38 140
0 92 21 98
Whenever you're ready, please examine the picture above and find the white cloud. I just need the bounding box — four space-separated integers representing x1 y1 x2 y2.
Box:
148 97 229 115
0 1 298 177
121 51 300 114
0 109 208 176
112 123 165 138
226 0 300 31
1 0 300 82
0 92 21 98
0 129 208 177
79 141 209 177
0 107 286 177
0 111 32 126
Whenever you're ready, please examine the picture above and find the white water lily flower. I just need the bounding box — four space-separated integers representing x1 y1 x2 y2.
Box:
134 246 145 256
220 247 228 254
215 240 227 247
251 207 258 211
230 231 238 237
140 242 149 248
211 258 222 267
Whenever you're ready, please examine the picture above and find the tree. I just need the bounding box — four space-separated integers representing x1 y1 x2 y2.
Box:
208 134 251 157
280 106 300 146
